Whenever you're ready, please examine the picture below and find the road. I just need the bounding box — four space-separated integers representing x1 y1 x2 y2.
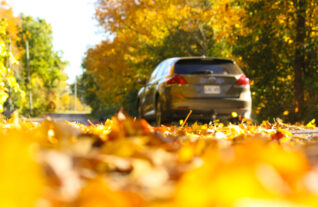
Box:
290 129 318 136
28 113 93 125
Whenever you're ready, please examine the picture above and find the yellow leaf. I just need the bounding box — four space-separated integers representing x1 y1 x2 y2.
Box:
306 119 316 129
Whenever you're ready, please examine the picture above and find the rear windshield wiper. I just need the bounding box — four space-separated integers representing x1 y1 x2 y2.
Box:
190 70 214 75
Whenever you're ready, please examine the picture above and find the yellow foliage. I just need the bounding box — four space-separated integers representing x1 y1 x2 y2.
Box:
0 1 22 59
0 18 21 112
0 123 43 207
74 178 144 207
89 0 247 102
306 119 316 129
175 140 313 207
0 111 318 207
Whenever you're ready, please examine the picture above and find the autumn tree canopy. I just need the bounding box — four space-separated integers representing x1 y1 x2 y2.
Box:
81 0 318 122
233 0 318 121
83 0 237 118
0 1 76 116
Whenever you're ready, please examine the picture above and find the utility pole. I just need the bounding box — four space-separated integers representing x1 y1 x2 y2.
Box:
74 76 77 112
26 40 32 116
7 38 12 112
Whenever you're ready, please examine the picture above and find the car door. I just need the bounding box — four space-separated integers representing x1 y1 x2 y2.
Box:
149 61 169 110
143 63 163 116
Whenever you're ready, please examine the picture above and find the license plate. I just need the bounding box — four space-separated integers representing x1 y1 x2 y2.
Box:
204 85 220 94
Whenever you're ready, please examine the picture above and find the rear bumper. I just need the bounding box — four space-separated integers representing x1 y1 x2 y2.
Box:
165 98 251 121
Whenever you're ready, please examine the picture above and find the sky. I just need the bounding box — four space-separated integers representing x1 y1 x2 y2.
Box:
7 0 105 83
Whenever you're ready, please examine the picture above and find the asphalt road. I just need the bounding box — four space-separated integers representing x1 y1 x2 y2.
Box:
28 113 92 125
290 129 318 135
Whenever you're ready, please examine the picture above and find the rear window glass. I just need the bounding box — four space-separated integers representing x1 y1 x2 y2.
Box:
174 59 242 75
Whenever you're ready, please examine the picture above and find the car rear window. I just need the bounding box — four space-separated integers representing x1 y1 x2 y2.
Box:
174 59 242 75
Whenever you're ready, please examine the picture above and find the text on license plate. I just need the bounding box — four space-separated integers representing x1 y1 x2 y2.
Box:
204 85 220 94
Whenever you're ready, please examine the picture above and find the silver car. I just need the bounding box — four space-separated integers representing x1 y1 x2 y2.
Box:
137 57 252 125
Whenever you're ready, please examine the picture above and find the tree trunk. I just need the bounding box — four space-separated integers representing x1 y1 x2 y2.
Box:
293 0 306 116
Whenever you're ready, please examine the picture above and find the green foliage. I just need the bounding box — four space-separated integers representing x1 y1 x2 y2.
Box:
17 15 68 116
138 26 219 69
75 70 117 119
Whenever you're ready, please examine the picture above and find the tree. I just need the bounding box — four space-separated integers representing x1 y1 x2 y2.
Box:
75 70 117 119
83 0 318 122
83 0 228 116
0 1 24 112
0 1 22 59
0 18 20 112
17 15 68 116
232 0 318 121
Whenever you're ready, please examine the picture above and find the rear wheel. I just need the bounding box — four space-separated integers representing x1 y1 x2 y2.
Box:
155 97 167 126
137 100 142 119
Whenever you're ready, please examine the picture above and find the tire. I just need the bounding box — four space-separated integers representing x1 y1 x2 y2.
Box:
155 97 167 126
137 100 142 119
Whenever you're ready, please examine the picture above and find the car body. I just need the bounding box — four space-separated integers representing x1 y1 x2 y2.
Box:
137 57 252 125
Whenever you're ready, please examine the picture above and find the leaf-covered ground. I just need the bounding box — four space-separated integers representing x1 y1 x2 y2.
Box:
1 112 318 207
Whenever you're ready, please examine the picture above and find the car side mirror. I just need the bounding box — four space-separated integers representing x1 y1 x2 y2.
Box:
137 78 147 85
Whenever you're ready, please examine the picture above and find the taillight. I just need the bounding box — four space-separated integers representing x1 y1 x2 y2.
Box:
235 75 250 85
166 75 187 84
